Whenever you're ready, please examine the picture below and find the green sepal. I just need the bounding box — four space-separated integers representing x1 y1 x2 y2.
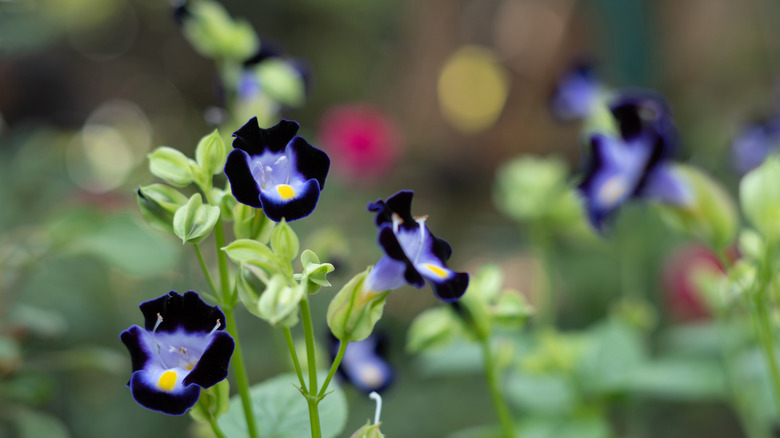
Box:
195 129 228 176
189 379 230 422
406 307 459 353
233 202 274 242
180 0 258 61
741 154 780 244
254 59 306 108
350 421 384 438
656 164 737 249
136 183 188 234
271 219 299 261
256 274 303 327
223 239 275 264
300 249 334 294
148 146 195 187
327 268 389 342
173 193 221 244
739 228 764 262
236 263 268 318
491 292 532 329
214 188 237 221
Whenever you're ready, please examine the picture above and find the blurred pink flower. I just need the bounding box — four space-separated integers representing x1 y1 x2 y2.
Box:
318 104 401 182
661 244 729 321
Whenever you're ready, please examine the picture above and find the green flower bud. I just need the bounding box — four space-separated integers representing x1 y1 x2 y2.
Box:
657 164 737 249
232 202 274 242
256 274 303 327
236 262 267 316
180 0 258 61
350 421 384 438
493 155 569 223
195 129 228 176
189 379 230 422
136 183 188 234
739 229 764 262
254 59 306 108
741 154 780 243
406 307 459 353
300 249 334 294
148 146 195 187
327 269 389 342
223 239 275 264
271 219 299 261
491 292 532 329
173 193 221 244
213 188 237 221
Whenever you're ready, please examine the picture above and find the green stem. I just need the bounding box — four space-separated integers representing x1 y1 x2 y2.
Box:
208 414 229 438
225 308 260 438
479 338 515 438
299 295 322 438
209 215 258 438
283 327 308 392
194 243 219 298
318 340 348 398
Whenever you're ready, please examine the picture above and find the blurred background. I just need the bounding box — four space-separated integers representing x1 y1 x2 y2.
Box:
0 0 778 437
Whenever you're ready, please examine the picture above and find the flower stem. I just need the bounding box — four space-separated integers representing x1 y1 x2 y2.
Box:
208 414 229 438
225 308 259 438
318 340 348 399
479 338 515 438
299 295 323 438
194 243 219 298
283 326 308 392
211 216 258 438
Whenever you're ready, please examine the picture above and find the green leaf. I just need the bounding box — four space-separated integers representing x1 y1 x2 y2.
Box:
148 146 194 187
271 219 299 261
195 129 228 176
173 193 221 244
407 307 459 353
504 373 578 415
218 372 347 438
514 415 610 438
623 358 728 400
576 319 647 395
740 154 780 243
13 409 70 438
223 239 275 264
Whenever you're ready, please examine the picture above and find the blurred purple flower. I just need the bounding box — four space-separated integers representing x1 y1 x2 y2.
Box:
550 62 603 121
731 118 780 175
330 334 393 394
120 291 234 415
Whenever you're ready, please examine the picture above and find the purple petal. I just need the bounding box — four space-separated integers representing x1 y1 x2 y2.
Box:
129 369 201 415
639 165 692 205
182 331 234 388
364 256 407 292
120 325 156 375
139 291 226 335
288 136 330 189
232 117 299 155
258 178 321 222
225 149 263 208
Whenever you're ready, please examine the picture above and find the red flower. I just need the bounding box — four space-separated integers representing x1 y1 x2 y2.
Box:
318 104 401 182
661 244 728 321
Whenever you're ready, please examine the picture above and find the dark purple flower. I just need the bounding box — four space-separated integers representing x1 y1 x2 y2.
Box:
330 334 393 394
578 92 691 230
224 117 330 222
364 190 469 302
550 62 603 121
731 118 780 175
120 291 234 415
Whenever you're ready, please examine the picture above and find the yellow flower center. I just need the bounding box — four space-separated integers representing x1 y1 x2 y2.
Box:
277 184 296 200
425 264 448 278
157 370 177 392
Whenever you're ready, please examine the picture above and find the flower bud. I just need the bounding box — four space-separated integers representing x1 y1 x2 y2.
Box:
271 219 299 262
656 164 737 249
179 0 258 61
254 274 303 327
136 183 188 234
741 154 780 243
253 59 306 108
350 421 384 438
300 250 334 295
195 129 228 176
406 307 459 353
327 269 389 342
173 193 221 244
232 203 274 242
148 146 195 187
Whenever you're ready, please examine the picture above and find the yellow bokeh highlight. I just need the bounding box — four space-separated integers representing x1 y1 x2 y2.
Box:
437 46 510 134
157 370 177 393
277 184 296 200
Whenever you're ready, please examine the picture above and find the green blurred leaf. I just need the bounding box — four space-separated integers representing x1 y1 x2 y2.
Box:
504 373 578 415
13 409 70 438
624 358 728 400
576 319 647 395
515 415 610 438
218 372 347 438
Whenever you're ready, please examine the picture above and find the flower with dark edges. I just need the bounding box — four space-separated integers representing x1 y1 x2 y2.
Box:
329 333 393 394
364 190 469 302
578 92 691 230
120 291 234 415
731 118 780 175
550 62 604 121
225 117 330 222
